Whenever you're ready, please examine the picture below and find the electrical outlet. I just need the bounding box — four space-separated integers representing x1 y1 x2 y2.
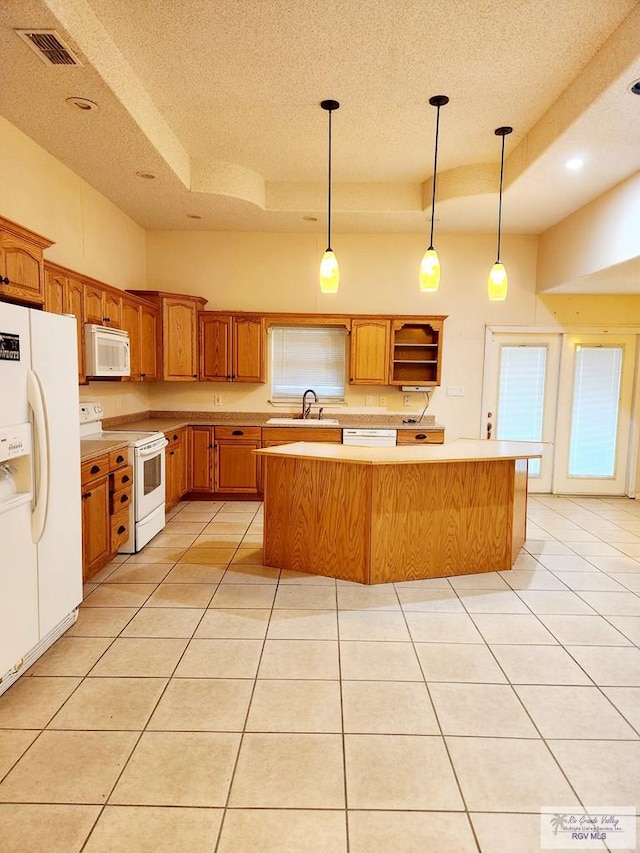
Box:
115 397 122 411
379 395 387 407
446 386 465 397
365 395 375 406
403 395 411 407
214 394 223 405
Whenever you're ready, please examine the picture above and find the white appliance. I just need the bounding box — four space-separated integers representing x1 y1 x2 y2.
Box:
79 402 167 553
343 428 397 447
84 324 130 378
0 303 82 697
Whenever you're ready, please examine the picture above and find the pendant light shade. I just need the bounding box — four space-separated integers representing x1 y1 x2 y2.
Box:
320 99 340 293
488 125 513 301
420 94 449 292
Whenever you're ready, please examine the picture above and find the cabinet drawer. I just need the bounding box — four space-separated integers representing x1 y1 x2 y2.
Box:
110 485 132 515
109 448 129 470
396 429 445 445
262 427 342 443
81 454 109 484
111 465 133 491
165 429 186 445
215 425 261 441
111 509 130 550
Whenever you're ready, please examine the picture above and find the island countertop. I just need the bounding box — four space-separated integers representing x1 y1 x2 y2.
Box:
255 438 545 465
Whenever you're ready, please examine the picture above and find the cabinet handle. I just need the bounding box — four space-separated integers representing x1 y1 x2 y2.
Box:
0 276 9 285
117 524 126 535
141 373 146 378
416 433 427 440
193 374 197 378
122 475 130 483
169 450 175 456
120 494 129 504
116 455 125 464
173 434 178 441
103 316 111 323
90 464 100 474
83 491 92 499
232 429 243 436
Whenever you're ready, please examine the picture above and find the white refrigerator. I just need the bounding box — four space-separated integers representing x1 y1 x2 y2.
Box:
0 302 82 695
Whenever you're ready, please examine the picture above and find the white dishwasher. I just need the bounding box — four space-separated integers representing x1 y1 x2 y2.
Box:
342 428 397 447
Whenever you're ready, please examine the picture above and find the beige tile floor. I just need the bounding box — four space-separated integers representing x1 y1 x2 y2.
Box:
0 496 639 852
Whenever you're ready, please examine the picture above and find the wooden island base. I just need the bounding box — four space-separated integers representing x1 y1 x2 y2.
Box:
257 440 543 584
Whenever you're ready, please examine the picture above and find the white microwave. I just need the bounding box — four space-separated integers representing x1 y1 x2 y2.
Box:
85 324 131 377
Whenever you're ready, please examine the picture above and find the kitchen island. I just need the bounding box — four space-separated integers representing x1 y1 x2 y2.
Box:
256 439 544 584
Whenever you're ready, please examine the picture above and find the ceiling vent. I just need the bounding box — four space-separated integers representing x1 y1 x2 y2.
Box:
15 29 82 66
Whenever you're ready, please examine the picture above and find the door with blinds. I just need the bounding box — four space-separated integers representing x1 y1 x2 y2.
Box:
553 334 636 495
482 333 560 492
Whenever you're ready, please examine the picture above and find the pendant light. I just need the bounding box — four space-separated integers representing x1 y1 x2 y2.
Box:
419 95 449 292
488 125 513 301
319 99 340 293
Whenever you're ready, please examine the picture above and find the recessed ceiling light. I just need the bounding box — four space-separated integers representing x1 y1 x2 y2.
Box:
187 214 202 220
66 97 98 112
566 157 584 171
135 170 155 179
302 215 318 222
630 79 640 95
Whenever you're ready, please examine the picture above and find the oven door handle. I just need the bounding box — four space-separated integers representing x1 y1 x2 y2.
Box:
137 439 169 458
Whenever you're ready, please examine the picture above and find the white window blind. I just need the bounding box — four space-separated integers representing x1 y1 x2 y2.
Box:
497 346 547 477
270 326 347 401
568 346 622 477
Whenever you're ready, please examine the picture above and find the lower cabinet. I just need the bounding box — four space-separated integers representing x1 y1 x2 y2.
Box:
396 429 445 445
81 449 132 581
165 428 188 509
214 426 261 494
189 426 215 493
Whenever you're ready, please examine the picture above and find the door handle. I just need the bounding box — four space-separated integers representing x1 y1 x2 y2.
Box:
486 422 493 439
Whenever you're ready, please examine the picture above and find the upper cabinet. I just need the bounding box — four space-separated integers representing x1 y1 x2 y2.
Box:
349 318 390 385
120 296 159 382
199 312 265 383
127 291 207 380
44 264 86 384
389 317 445 386
84 280 122 328
0 216 52 307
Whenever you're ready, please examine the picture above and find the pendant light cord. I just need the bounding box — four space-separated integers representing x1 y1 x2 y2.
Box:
496 131 506 262
327 107 333 252
428 104 442 250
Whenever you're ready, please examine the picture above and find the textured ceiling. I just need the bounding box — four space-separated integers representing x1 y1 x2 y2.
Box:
0 0 639 236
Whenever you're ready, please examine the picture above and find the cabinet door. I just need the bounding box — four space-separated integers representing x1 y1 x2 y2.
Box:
82 475 111 580
163 298 199 380
64 277 86 385
84 283 105 325
0 231 44 305
189 426 215 492
140 302 159 381
233 316 265 383
215 441 261 493
44 268 65 314
350 319 390 385
104 290 122 328
200 314 232 381
121 299 141 380
175 437 187 499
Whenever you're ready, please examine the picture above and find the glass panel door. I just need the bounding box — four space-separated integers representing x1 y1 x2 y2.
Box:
554 335 636 495
482 333 560 493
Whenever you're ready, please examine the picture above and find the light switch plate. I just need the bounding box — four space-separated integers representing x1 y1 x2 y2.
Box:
446 386 465 397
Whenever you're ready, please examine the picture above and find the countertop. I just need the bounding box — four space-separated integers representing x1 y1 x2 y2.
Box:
80 438 129 463
101 410 444 434
256 439 545 465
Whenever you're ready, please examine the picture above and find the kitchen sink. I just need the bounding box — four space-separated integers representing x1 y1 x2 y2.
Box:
266 417 339 426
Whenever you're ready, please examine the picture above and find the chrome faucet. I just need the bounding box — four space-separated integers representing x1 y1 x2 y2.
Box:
301 388 318 419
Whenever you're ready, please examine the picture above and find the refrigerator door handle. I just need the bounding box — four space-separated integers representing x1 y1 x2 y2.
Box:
27 370 50 544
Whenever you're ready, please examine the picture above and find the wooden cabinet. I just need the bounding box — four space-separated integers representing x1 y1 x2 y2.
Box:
84 281 122 328
128 291 206 381
81 454 111 581
396 429 445 445
189 426 215 492
120 298 142 380
165 428 188 509
44 264 86 384
139 301 159 381
0 216 52 307
214 426 261 493
350 318 390 384
199 313 265 383
389 317 445 386
261 427 342 445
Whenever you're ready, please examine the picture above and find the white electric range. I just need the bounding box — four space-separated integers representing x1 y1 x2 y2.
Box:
79 402 168 553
